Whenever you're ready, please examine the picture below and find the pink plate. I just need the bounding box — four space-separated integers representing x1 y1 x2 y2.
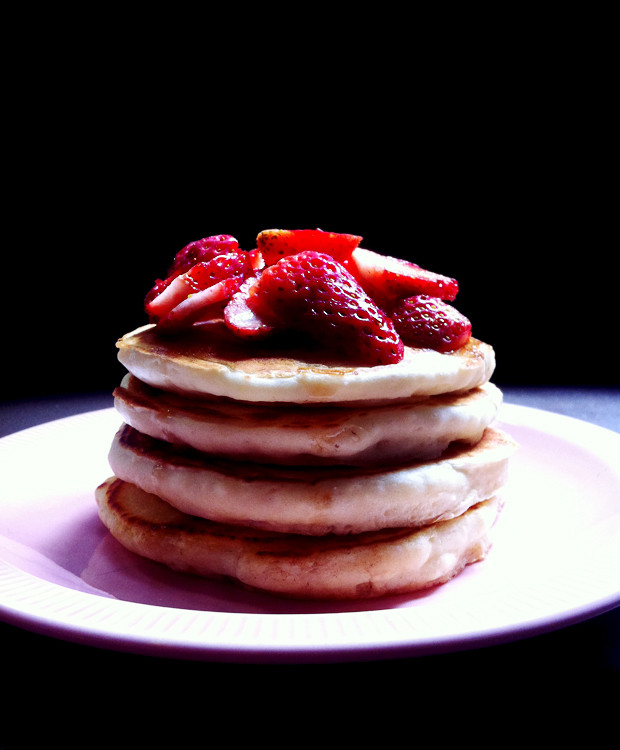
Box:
0 404 619 663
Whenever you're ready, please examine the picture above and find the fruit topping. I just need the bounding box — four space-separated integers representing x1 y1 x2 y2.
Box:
245 251 404 365
146 250 253 329
142 229 472 361
156 277 245 332
349 247 459 306
144 235 242 310
167 234 240 278
390 295 472 353
256 229 362 266
223 276 276 339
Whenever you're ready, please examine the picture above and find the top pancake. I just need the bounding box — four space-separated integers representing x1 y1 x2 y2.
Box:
117 322 496 404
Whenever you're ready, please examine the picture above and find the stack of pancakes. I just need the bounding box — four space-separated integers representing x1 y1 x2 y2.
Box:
96 321 517 600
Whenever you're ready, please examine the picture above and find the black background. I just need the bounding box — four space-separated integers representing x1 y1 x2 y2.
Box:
1 22 619 740
4 103 617 402
4 27 617 404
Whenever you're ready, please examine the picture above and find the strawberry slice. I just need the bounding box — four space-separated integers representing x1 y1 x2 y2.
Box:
246 251 404 365
144 277 171 309
390 295 471 353
157 277 243 331
247 248 265 272
145 267 208 322
146 250 253 326
256 229 362 266
145 235 242 309
349 247 459 305
224 275 276 339
167 234 240 278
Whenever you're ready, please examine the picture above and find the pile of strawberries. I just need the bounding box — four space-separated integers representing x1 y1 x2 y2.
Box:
144 230 472 366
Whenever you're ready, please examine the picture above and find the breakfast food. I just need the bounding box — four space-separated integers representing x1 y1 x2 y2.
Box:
96 229 516 599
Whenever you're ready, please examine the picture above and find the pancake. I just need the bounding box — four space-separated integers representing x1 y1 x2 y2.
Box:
96 234 519 601
114 374 504 466
95 477 502 600
116 322 496 404
108 423 516 535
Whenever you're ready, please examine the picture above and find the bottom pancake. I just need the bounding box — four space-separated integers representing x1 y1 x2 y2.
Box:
95 477 503 600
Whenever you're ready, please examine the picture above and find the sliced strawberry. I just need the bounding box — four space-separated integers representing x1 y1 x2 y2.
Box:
146 250 253 325
145 239 247 312
144 277 170 308
167 234 240 278
247 248 265 272
256 229 362 266
349 247 459 305
246 251 404 365
224 275 276 339
146 268 206 321
158 277 243 331
390 295 471 353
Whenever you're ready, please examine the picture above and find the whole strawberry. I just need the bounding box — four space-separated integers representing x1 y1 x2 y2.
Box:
390 295 472 353
247 251 404 365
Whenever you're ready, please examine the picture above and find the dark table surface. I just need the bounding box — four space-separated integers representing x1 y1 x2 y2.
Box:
1 385 619 736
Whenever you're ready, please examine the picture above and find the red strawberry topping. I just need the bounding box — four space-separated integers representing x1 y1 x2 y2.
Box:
167 234 240 278
246 251 404 365
223 276 276 339
144 235 242 309
390 295 472 353
156 277 245 331
256 229 362 266
349 247 459 305
146 250 253 328
141 228 472 361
